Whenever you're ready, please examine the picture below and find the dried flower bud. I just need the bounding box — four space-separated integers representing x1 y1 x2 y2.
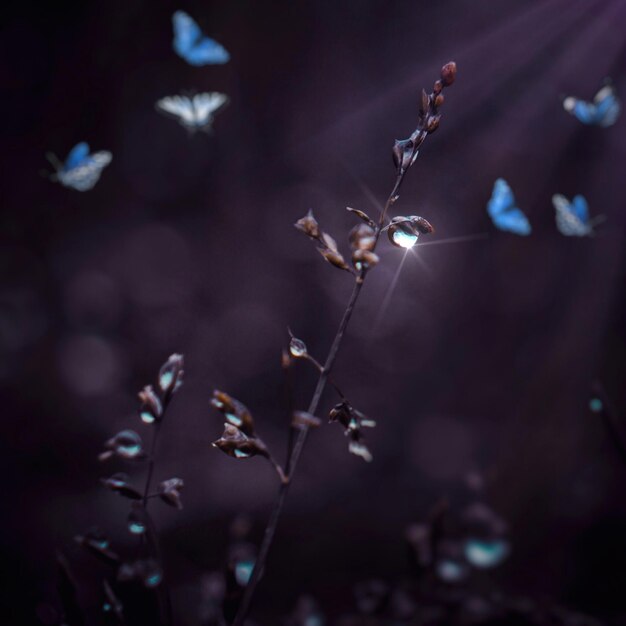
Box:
352 249 380 271
349 223 376 251
138 385 162 424
440 61 457 87
294 209 321 240
288 333 308 358
158 353 184 397
346 207 376 228
211 390 255 436
127 502 149 535
118 559 162 588
318 247 351 271
101 473 143 500
99 430 144 462
434 94 444 108
426 115 441 134
75 528 120 565
213 423 269 459
292 410 321 430
158 477 184 510
433 79 443 95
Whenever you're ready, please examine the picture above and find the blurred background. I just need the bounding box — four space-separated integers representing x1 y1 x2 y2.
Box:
2 0 626 623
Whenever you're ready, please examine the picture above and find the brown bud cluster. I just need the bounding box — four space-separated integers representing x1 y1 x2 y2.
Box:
393 61 456 176
294 210 352 273
212 423 269 460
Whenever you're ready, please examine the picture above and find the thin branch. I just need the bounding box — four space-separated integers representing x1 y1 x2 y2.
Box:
231 63 456 626
232 175 403 626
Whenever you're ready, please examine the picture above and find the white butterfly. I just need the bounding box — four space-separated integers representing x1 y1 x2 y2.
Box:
46 142 112 191
155 92 229 132
552 193 604 237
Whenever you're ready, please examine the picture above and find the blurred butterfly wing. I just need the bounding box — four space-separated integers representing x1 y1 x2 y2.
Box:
156 95 196 127
172 11 200 58
492 209 531 236
172 10 229 65
64 142 90 170
595 92 621 127
188 37 229 65
571 195 589 223
487 179 531 235
572 100 599 125
552 194 589 236
192 92 228 128
487 178 514 218
58 151 112 191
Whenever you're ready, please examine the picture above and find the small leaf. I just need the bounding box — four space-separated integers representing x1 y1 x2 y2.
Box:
211 390 255 436
294 210 321 240
349 441 373 462
99 430 144 462
138 385 162 424
346 207 376 228
75 528 120 565
317 247 351 272
101 473 143 500
212 423 268 459
392 138 417 174
158 353 184 396
292 411 321 430
158 477 184 510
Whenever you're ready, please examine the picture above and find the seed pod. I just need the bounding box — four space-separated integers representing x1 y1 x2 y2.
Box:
158 353 184 397
294 209 321 240
138 385 162 424
158 477 184 510
349 223 376 251
352 249 380 271
211 390 255 436
346 207 376 228
318 247 351 271
440 61 457 87
101 473 143 500
212 423 269 459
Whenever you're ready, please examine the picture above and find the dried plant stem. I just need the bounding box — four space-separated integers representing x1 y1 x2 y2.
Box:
140 423 173 626
233 172 406 626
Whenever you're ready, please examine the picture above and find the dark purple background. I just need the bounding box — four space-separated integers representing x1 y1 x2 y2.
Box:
2 0 626 623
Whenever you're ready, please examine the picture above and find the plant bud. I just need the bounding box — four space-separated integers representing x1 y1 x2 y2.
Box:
349 223 376 251
294 209 321 239
211 390 255 436
352 249 380 271
440 62 457 87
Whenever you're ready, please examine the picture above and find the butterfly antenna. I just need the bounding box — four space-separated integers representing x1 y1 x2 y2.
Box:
45 152 63 171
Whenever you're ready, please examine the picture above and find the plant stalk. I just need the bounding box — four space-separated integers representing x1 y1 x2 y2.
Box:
232 171 405 626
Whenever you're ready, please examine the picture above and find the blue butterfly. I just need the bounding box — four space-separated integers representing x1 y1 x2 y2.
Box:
486 178 531 236
46 142 112 191
562 81 621 127
172 11 230 66
552 193 603 237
